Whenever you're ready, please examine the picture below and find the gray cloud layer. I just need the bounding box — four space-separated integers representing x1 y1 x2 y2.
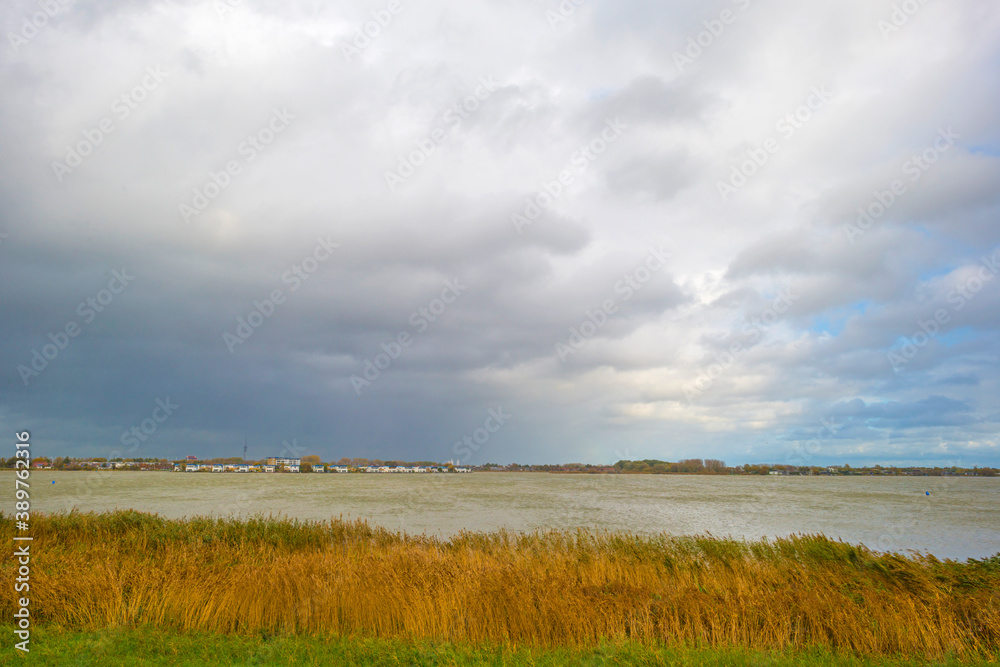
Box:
1 0 998 466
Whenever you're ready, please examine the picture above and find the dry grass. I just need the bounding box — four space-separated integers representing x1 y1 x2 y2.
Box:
2 511 998 658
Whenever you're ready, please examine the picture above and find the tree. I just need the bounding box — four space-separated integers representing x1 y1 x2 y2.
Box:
302 455 321 465
704 459 726 473
677 459 705 473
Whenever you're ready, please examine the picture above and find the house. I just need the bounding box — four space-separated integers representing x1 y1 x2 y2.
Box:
331 466 350 473
186 463 201 472
212 464 224 473
173 463 182 472
267 457 301 471
236 464 251 473
263 465 276 473
311 464 326 473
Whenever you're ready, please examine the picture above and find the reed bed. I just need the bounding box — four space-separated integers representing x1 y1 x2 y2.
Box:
2 511 997 658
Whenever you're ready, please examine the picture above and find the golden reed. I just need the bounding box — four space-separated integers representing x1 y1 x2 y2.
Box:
2 511 997 657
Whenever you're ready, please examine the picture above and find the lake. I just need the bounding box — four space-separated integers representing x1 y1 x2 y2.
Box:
16 471 1000 560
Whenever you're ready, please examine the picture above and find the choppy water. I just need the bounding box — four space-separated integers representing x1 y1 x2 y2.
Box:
14 471 1000 560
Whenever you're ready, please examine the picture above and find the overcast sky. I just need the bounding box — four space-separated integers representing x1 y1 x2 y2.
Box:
1 0 998 467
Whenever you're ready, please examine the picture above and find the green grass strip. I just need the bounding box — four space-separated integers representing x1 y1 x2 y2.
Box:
1 626 995 666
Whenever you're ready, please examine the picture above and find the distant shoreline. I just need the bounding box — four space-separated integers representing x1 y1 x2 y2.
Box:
6 467 997 477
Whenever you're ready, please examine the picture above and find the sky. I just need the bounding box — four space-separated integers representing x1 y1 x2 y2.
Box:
1 0 998 467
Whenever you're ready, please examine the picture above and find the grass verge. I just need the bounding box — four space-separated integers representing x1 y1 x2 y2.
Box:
0 626 994 666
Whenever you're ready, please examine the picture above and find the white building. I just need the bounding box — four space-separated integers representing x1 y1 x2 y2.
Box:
267 457 301 472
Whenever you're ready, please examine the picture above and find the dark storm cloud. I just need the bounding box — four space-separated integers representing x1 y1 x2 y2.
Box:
1 0 998 467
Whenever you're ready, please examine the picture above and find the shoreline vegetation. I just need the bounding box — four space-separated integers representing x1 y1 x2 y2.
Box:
2 512 998 664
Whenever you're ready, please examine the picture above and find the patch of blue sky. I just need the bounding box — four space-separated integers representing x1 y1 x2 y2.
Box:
917 265 955 282
809 300 871 336
936 326 977 348
968 143 1000 157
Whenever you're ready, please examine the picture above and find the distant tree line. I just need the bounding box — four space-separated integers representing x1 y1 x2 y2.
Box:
614 459 727 474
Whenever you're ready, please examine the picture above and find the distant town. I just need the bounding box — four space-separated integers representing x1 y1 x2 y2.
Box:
4 456 997 476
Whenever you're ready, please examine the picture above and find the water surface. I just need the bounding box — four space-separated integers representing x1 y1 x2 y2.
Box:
17 471 1000 560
